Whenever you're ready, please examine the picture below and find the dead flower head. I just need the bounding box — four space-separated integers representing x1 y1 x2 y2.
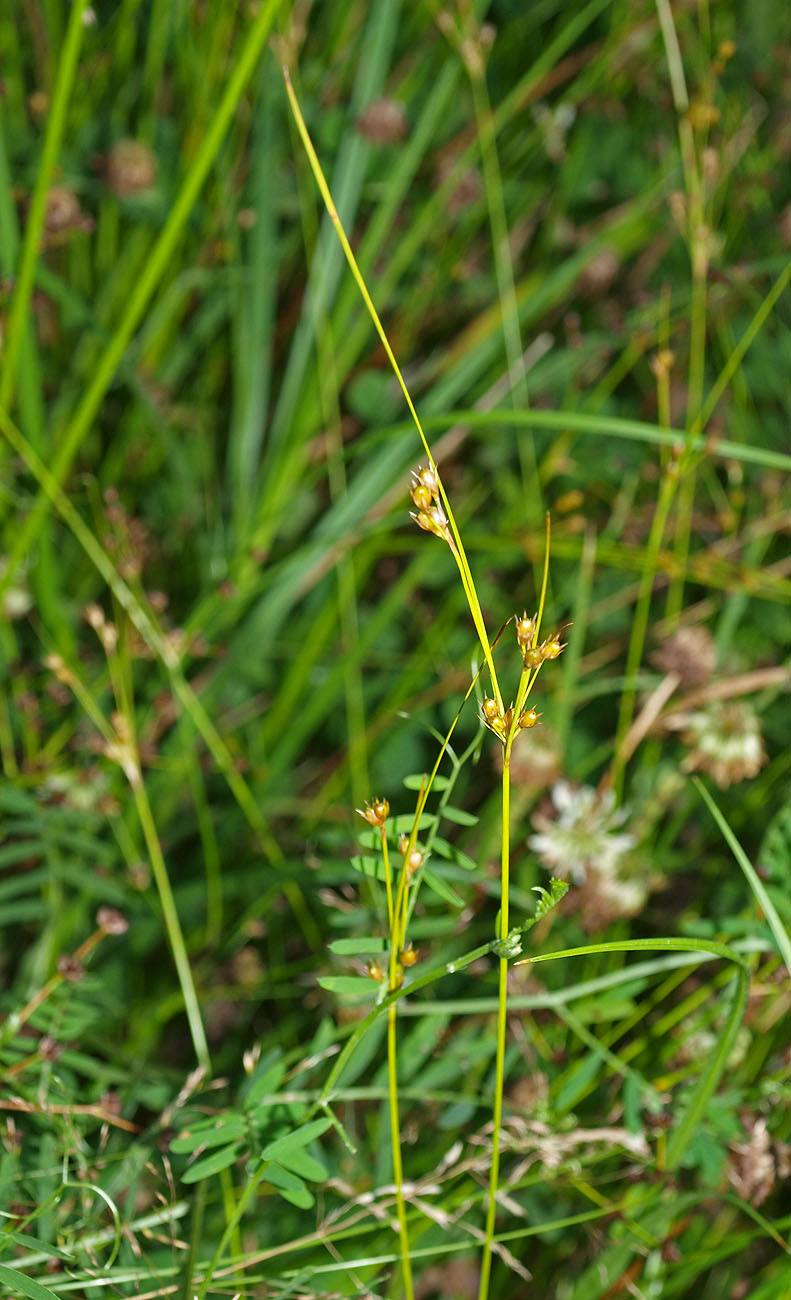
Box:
356 98 407 145
727 1117 787 1207
105 138 157 198
651 624 716 688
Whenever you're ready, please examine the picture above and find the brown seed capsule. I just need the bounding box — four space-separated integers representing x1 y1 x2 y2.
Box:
515 611 537 650
358 797 390 829
411 505 450 540
97 907 129 935
522 646 543 671
540 634 566 661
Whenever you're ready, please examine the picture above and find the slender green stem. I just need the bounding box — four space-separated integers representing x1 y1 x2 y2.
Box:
381 827 394 933
131 776 210 1074
478 751 511 1300
0 404 284 867
384 818 415 1298
0 0 88 416
387 1003 414 1300
283 68 503 710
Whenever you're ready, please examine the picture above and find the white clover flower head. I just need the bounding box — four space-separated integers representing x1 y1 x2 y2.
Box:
528 780 636 882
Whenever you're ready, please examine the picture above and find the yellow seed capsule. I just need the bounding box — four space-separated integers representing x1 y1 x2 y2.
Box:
541 635 564 661
367 961 385 982
401 946 418 967
358 797 390 828
515 611 536 649
482 697 501 724
522 646 543 670
410 481 432 511
406 848 423 878
519 706 541 730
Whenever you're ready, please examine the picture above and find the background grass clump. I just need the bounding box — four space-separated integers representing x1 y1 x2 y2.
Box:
0 1 790 1297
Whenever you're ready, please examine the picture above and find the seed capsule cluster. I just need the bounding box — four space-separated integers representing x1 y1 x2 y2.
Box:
478 612 567 743
358 797 390 829
409 464 451 542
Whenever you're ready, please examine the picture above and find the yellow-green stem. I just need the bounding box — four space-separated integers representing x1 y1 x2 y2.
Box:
283 69 503 712
382 828 394 932
478 751 511 1300
387 1002 414 1300
384 834 415 1299
132 778 211 1073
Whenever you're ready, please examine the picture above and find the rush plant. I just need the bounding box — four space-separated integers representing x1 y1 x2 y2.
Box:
285 68 571 1299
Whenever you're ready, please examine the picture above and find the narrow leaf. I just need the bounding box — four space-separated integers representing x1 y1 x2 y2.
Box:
171 1117 245 1155
694 776 791 975
181 1143 243 1184
328 936 387 955
318 976 379 997
264 1162 314 1209
261 1118 330 1162
0 1265 61 1300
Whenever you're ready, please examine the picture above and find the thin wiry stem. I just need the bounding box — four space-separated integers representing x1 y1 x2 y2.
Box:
478 753 511 1300
479 520 550 1298
283 67 503 710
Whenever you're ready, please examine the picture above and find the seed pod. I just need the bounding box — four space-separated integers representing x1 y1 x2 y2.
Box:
358 797 390 829
410 481 433 511
541 634 566 661
518 706 541 730
522 646 543 671
416 464 439 497
515 611 537 650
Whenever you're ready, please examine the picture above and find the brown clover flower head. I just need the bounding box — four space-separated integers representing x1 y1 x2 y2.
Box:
651 624 716 688
727 1117 781 1207
106 138 157 198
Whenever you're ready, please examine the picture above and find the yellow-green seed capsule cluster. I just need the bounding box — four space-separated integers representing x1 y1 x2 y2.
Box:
409 464 451 542
357 796 390 828
478 612 568 744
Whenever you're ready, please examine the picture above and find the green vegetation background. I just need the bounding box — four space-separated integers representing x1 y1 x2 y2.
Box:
0 1 790 1296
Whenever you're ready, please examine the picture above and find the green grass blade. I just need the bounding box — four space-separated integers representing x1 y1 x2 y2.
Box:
694 776 791 976
0 0 88 418
0 0 284 601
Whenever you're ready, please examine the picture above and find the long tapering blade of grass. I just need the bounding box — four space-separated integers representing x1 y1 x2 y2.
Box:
397 408 791 473
283 65 503 707
694 776 791 976
227 51 279 550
